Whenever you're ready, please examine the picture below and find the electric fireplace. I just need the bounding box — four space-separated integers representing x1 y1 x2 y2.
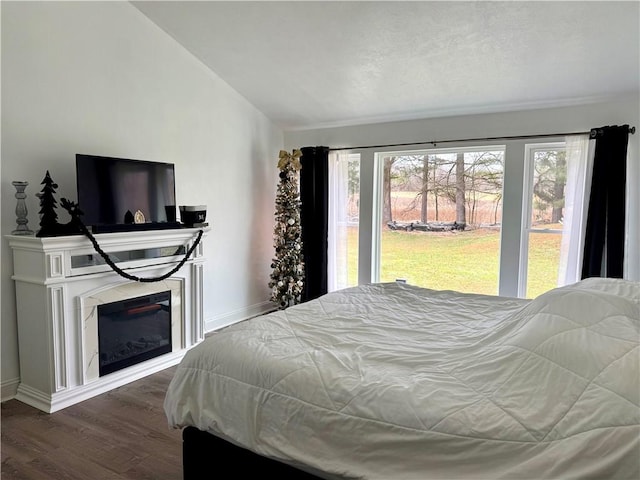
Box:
8 227 209 413
98 291 172 376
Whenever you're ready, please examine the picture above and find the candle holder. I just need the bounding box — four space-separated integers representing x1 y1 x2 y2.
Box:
12 181 34 235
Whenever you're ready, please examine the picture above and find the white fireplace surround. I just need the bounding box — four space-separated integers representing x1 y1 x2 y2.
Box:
7 227 209 413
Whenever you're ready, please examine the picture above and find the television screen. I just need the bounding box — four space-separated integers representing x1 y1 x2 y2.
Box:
76 154 177 232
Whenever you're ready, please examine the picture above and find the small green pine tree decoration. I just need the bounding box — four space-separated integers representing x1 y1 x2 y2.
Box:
36 170 59 237
269 149 304 309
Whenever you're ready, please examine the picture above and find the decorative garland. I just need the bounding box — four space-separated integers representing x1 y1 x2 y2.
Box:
61 198 203 283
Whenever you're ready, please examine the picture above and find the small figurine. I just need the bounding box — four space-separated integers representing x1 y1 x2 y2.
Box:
36 171 60 237
36 171 83 237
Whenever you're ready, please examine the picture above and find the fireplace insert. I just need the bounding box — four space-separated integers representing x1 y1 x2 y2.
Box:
98 291 172 376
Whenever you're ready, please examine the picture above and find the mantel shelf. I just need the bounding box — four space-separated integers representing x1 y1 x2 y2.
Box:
6 226 209 251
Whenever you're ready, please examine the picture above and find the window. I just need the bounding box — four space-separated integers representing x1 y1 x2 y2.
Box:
519 143 566 298
373 147 505 295
328 152 360 291
326 135 591 299
519 135 592 298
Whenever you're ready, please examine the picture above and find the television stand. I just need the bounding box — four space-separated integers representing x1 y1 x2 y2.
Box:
6 227 209 412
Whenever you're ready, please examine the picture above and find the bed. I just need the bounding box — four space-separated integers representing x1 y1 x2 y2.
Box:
164 278 640 479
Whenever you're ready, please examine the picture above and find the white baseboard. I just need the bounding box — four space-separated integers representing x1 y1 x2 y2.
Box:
1 377 20 403
204 300 275 333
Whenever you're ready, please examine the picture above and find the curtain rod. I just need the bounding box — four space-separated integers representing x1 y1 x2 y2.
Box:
328 126 636 151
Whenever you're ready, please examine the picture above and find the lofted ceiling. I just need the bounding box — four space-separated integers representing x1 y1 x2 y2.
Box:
132 1 640 131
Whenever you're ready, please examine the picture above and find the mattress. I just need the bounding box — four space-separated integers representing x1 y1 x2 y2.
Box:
164 278 640 479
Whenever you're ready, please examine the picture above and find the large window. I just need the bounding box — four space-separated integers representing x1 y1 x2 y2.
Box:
326 135 591 299
374 147 505 295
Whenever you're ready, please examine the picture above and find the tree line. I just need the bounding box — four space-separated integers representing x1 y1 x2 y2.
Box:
380 148 566 228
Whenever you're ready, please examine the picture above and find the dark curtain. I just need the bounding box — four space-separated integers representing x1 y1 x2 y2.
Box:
299 146 329 302
581 125 630 279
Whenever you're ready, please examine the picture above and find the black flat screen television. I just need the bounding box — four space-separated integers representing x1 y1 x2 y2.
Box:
76 154 179 233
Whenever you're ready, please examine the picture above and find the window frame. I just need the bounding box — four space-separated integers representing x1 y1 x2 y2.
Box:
372 145 506 292
518 142 566 298
328 137 573 298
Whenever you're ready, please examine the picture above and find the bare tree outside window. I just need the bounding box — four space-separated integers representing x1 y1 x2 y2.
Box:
382 150 503 229
379 148 505 294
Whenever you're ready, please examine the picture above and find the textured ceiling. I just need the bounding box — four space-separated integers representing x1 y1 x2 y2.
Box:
132 1 640 131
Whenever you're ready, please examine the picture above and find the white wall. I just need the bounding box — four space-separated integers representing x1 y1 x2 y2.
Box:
285 96 640 288
1 2 283 399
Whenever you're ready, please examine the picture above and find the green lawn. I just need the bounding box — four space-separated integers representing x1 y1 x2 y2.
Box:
347 227 561 298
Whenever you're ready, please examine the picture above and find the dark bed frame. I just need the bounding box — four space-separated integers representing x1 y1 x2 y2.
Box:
182 426 323 479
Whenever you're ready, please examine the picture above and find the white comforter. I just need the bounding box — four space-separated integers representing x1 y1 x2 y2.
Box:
165 278 640 479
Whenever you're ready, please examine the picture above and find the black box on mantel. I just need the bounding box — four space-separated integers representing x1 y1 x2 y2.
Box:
179 205 206 227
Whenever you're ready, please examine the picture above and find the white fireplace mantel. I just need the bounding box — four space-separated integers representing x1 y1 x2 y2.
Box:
7 227 209 413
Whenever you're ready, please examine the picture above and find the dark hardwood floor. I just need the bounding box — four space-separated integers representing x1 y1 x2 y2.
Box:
1 366 183 480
